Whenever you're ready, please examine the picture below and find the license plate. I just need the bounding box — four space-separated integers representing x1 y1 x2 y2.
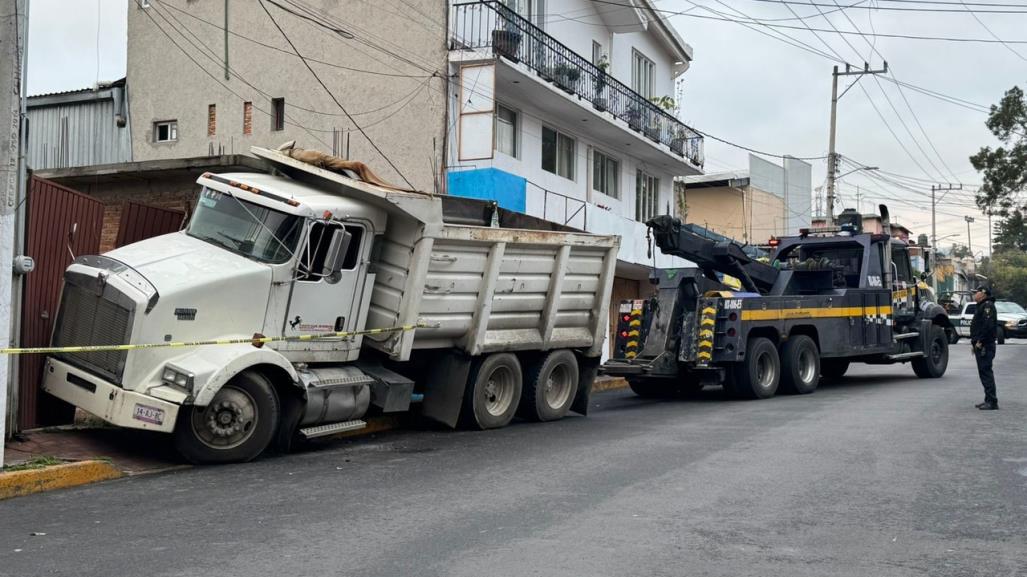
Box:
132 403 165 426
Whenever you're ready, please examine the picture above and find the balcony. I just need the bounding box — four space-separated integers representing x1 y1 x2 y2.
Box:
450 1 704 170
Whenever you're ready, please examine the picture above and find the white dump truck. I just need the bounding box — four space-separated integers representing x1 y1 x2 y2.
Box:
42 147 619 463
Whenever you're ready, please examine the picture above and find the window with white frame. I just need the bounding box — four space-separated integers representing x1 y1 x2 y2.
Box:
542 126 575 180
592 150 619 199
632 49 655 99
494 104 518 157
153 120 178 143
592 41 603 66
635 170 659 222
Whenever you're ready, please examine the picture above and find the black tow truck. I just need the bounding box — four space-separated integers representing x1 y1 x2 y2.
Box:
603 206 954 399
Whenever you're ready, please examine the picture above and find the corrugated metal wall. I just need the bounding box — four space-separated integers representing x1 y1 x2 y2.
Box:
115 202 186 248
19 177 104 430
26 98 132 170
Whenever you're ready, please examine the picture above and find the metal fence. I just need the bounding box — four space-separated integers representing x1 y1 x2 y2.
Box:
451 1 704 168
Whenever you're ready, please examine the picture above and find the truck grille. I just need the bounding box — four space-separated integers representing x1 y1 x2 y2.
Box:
53 283 133 384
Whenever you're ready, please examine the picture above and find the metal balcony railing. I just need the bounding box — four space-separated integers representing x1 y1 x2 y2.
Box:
451 1 704 168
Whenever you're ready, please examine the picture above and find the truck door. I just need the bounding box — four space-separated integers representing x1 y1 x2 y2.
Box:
890 243 917 325
281 220 368 355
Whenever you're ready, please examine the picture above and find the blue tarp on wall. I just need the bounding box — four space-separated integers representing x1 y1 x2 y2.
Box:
446 168 527 213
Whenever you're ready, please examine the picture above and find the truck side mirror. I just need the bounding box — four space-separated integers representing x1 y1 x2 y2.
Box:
325 228 353 275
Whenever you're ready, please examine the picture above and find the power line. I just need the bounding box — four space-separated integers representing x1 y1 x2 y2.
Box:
258 0 416 189
744 0 1027 13
957 0 1027 61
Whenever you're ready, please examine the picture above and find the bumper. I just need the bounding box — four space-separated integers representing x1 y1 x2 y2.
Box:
42 357 179 433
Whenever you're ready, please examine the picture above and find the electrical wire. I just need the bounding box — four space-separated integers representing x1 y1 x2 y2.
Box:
258 0 416 190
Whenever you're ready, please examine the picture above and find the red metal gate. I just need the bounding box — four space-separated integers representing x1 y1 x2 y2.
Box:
19 177 105 429
115 201 186 248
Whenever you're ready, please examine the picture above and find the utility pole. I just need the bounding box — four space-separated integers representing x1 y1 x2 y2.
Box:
1 0 28 468
965 214 973 275
987 210 993 258
930 183 963 293
826 62 887 224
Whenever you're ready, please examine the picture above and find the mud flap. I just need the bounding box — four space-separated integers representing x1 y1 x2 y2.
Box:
572 356 600 416
420 351 473 428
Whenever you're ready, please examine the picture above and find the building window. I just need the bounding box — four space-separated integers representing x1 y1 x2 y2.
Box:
635 170 659 222
153 120 178 143
542 126 575 180
592 41 603 66
243 102 253 135
632 50 655 99
271 97 285 132
495 104 518 157
593 150 619 199
207 104 216 137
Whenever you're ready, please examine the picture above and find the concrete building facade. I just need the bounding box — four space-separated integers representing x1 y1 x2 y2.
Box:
127 0 448 192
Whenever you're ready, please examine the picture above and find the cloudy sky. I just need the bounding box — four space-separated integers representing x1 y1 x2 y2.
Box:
26 0 1022 253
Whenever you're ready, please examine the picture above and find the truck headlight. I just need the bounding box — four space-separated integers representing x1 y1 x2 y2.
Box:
161 364 195 392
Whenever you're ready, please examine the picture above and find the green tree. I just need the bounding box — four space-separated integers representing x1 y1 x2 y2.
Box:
949 244 973 259
984 250 1027 305
970 86 1027 214
992 209 1027 252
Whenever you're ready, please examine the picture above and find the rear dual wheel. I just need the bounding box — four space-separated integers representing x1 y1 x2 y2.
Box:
461 350 580 429
779 335 820 395
728 337 780 399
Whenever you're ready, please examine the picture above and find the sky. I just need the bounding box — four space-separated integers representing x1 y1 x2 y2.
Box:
25 0 1023 255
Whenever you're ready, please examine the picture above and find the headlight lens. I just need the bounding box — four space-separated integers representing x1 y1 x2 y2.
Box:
161 364 194 392
1005 320 1018 328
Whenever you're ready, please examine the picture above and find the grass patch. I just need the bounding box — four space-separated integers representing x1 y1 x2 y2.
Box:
3 455 65 472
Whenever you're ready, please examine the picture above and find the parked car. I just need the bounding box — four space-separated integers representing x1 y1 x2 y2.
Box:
947 299 1027 344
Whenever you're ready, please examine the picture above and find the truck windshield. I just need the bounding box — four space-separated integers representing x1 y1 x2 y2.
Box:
186 188 303 264
996 301 1026 315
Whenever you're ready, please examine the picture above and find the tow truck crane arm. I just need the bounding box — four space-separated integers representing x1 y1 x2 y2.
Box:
646 215 779 294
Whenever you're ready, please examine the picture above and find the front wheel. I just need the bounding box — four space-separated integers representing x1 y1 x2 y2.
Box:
174 370 280 464
728 337 780 399
912 325 949 378
997 327 1006 345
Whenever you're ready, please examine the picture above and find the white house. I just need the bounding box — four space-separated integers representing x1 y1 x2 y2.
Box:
446 0 703 354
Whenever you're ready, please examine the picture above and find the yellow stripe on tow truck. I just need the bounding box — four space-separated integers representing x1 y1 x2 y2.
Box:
740 306 892 321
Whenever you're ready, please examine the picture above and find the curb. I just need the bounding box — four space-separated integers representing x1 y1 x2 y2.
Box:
0 460 123 501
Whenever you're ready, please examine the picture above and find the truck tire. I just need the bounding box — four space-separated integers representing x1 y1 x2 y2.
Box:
997 327 1005 345
459 353 523 430
728 337 780 399
912 325 949 378
174 370 280 464
519 350 579 422
820 359 849 379
779 335 820 395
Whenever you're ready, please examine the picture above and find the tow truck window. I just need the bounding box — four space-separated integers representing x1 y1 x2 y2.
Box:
778 245 864 288
187 188 302 264
891 245 913 284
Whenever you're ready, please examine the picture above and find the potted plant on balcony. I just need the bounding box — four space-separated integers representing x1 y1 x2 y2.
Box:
669 125 688 156
551 62 581 94
624 103 643 132
645 115 663 143
492 28 523 62
592 55 609 112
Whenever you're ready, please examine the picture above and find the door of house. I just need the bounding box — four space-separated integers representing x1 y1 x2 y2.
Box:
18 177 104 430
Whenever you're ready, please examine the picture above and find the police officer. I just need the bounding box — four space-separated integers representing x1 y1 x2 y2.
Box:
970 285 999 410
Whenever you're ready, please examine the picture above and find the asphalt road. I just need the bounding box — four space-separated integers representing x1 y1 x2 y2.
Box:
2 342 1026 577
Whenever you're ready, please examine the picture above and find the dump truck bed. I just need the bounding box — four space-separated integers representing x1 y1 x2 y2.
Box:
251 147 620 362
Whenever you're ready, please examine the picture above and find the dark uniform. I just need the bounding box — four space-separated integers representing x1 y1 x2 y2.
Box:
970 290 999 409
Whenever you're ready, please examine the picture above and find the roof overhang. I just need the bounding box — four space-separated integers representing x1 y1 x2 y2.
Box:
636 0 693 76
34 155 267 186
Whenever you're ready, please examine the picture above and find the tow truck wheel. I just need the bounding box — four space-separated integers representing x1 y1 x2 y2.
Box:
519 350 579 422
779 335 820 395
174 370 280 464
460 353 523 430
729 337 780 399
912 325 949 379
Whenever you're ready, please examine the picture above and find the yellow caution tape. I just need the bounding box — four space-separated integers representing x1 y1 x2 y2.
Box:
0 324 430 356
